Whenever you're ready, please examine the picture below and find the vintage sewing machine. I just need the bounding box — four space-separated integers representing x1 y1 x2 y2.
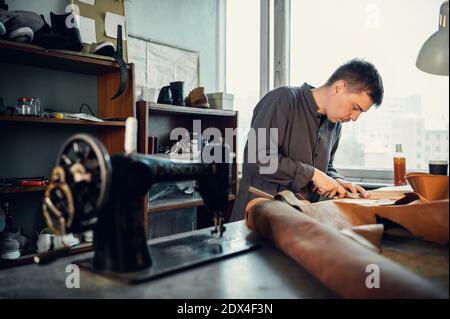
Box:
36 133 257 283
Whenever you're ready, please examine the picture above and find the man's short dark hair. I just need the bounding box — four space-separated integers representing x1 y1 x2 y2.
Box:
326 59 384 107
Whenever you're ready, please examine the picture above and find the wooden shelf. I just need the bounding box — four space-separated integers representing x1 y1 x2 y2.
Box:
0 185 48 194
149 194 236 214
0 242 93 270
148 102 237 117
0 39 130 75
0 115 126 128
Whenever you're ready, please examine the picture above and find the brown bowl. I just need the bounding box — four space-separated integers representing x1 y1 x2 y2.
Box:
406 173 449 201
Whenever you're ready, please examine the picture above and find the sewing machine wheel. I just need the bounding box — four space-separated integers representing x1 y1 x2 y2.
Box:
43 134 112 234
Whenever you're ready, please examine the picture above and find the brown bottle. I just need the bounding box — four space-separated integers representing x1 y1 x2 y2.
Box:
393 144 407 186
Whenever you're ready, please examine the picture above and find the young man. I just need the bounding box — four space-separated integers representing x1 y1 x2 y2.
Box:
231 59 384 222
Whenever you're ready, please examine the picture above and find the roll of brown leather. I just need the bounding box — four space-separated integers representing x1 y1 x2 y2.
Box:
246 199 447 299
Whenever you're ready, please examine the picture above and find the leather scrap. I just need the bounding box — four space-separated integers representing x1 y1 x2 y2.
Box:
406 173 449 201
271 173 449 245
111 25 128 101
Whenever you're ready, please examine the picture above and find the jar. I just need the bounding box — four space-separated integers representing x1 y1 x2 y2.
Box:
16 98 41 116
32 97 42 115
16 98 33 115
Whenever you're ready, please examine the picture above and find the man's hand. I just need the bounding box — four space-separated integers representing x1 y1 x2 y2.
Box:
335 178 369 198
311 169 347 199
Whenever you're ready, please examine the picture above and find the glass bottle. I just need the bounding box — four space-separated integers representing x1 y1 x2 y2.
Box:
393 144 407 186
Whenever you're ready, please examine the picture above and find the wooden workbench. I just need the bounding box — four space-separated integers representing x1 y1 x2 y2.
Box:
0 221 447 298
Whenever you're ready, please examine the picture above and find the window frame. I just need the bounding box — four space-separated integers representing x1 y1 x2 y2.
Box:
281 0 441 183
223 0 436 185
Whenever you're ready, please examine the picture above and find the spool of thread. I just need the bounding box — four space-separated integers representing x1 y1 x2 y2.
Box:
125 117 138 154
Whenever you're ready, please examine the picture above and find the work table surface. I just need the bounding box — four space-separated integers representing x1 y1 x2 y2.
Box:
0 221 448 298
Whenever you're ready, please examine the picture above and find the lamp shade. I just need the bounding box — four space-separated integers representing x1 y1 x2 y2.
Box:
416 1 449 76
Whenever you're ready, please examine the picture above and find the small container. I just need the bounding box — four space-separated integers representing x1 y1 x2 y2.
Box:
32 97 42 116
16 98 33 115
393 144 407 186
429 160 449 176
207 92 234 110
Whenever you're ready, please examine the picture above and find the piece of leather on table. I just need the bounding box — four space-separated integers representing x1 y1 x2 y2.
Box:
274 188 449 245
369 199 449 244
246 200 447 298
367 190 410 201
299 198 448 244
406 173 449 201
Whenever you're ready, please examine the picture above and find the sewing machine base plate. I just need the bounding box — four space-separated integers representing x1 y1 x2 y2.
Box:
75 233 259 284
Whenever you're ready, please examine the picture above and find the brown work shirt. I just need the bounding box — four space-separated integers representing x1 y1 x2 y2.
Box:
230 83 344 221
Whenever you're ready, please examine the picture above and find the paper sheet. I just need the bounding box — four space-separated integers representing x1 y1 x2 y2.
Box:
128 35 199 101
75 15 97 44
127 36 147 97
105 12 127 40
60 113 104 122
79 0 95 5
146 41 199 92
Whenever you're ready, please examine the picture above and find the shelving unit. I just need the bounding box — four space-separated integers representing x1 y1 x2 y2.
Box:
137 101 238 237
0 39 136 269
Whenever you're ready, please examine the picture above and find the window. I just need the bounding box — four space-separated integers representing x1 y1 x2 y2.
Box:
226 0 261 165
290 0 449 171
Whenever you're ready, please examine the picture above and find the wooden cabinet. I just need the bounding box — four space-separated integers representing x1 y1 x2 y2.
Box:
136 101 238 237
0 39 135 268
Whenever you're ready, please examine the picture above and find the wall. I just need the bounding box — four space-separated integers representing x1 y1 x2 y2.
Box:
125 0 218 92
